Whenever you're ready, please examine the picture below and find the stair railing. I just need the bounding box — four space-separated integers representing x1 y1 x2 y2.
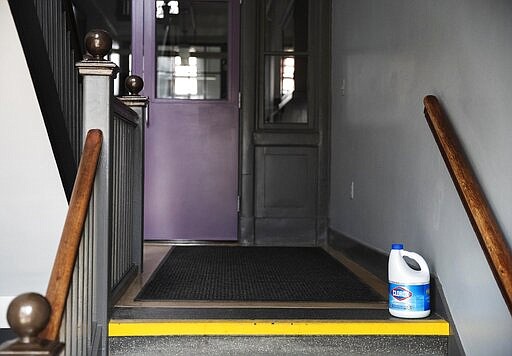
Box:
423 95 512 314
0 129 102 355
65 30 147 355
8 0 84 200
0 30 147 356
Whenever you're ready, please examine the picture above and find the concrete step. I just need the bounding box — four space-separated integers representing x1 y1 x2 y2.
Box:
109 335 448 355
108 307 449 355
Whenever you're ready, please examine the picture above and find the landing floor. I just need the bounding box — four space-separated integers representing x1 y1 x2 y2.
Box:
115 243 388 310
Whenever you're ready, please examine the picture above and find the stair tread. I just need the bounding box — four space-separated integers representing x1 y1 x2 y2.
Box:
110 306 444 321
109 335 449 356
109 308 449 337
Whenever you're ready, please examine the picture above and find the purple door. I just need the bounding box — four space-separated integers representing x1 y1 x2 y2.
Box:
134 0 239 240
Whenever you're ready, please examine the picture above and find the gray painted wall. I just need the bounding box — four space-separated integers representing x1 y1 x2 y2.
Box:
331 1 512 354
0 0 67 328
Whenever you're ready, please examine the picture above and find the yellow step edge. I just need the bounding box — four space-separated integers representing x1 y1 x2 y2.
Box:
109 320 450 337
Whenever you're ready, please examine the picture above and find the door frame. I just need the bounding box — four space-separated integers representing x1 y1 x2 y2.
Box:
238 0 331 245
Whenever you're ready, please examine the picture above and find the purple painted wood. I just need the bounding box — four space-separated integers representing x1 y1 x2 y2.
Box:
133 0 240 240
144 103 238 240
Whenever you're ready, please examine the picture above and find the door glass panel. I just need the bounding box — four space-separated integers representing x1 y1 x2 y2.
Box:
264 55 308 124
155 0 228 99
264 0 308 52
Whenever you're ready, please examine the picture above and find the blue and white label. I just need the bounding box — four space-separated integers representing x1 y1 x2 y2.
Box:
389 283 430 312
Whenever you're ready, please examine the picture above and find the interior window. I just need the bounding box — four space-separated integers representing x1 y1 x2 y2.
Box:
155 0 229 100
263 0 309 124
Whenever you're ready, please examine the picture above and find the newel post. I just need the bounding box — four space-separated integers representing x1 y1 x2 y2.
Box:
75 29 117 354
0 293 63 355
118 76 148 270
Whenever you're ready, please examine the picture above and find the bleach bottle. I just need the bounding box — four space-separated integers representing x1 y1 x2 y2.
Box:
388 244 430 318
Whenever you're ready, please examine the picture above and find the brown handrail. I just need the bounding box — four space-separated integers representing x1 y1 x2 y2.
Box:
40 129 103 340
423 95 512 314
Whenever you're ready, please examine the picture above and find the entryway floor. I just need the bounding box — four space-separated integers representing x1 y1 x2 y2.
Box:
115 243 388 309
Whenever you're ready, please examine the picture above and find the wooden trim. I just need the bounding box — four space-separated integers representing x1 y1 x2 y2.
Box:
423 95 512 314
325 247 388 299
252 132 320 146
40 130 103 341
110 264 139 307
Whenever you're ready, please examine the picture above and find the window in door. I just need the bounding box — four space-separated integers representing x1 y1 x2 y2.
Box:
155 0 229 99
263 0 309 124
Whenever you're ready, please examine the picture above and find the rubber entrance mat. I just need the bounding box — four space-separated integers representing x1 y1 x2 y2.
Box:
136 246 384 302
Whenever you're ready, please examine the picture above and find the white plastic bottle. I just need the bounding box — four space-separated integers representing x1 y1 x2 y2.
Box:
388 244 431 318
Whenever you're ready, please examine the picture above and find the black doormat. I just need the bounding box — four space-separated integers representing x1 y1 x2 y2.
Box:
136 246 385 302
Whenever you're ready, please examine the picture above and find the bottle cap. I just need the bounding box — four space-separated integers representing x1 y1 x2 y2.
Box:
391 243 404 250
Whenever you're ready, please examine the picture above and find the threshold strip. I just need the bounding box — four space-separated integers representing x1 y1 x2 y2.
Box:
109 319 449 337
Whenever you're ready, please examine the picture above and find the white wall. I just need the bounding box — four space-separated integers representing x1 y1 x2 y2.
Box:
331 0 512 354
0 0 67 328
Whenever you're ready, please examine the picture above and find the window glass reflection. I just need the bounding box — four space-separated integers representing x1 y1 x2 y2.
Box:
155 1 228 99
264 0 308 52
265 55 307 124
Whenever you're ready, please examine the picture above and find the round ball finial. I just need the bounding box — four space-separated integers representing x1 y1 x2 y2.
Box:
7 293 51 343
125 75 144 95
84 29 113 60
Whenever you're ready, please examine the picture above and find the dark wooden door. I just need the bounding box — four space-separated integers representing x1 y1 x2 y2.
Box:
239 0 331 246
133 0 240 241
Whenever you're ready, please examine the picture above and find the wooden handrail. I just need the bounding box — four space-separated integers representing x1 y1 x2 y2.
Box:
423 95 512 314
40 129 103 340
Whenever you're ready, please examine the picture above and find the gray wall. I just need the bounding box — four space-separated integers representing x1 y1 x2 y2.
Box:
330 0 512 354
0 0 67 328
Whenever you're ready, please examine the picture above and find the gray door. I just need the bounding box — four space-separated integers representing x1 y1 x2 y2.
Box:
239 0 331 246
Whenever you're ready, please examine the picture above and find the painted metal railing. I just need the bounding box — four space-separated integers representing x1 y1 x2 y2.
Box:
0 31 147 356
60 209 101 356
0 130 103 356
56 30 147 355
59 93 144 356
111 99 139 294
8 0 82 199
71 31 147 355
32 0 83 163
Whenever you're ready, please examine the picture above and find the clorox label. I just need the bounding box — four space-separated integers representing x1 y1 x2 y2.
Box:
389 283 430 312
391 286 412 301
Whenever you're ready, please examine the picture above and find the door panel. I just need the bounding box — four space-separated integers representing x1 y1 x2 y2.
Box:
254 146 317 245
137 0 240 241
144 102 238 240
255 146 317 218
254 218 316 246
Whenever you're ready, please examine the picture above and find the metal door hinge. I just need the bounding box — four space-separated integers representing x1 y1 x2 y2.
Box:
238 92 242 109
237 195 241 212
